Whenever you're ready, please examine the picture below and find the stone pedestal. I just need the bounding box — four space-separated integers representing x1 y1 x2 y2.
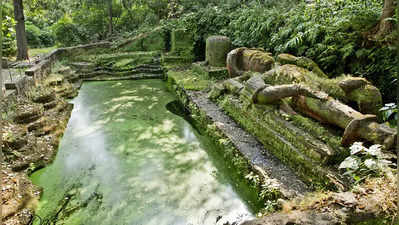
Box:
205 36 231 67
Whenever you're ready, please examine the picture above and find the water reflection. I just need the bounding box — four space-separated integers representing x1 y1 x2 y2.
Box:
31 80 255 225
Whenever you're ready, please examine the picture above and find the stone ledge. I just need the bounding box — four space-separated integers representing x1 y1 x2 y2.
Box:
192 62 228 79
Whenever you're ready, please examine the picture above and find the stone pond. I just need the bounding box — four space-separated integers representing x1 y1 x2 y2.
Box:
30 80 262 225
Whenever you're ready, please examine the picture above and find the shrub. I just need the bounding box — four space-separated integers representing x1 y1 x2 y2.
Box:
39 27 55 47
2 15 16 57
52 15 81 46
26 22 42 47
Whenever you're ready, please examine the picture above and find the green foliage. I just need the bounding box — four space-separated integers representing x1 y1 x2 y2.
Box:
52 15 83 46
339 142 395 184
379 103 397 127
26 23 42 47
2 16 16 57
1 3 16 57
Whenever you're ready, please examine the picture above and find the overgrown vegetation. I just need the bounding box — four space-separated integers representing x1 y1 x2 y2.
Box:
6 0 394 101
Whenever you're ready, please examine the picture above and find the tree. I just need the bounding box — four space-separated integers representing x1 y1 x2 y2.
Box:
369 0 397 40
107 0 113 36
0 0 4 98
13 0 29 60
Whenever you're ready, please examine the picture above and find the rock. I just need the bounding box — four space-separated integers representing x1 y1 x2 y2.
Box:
272 64 308 83
192 62 229 79
240 210 339 225
69 62 96 71
13 104 43 124
292 96 396 149
2 121 27 150
206 36 232 67
208 83 226 100
45 74 65 86
276 53 297 65
44 100 58 110
55 66 72 76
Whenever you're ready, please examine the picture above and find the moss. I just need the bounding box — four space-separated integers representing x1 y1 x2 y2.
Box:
192 62 229 80
242 49 275 73
289 114 348 164
347 85 382 114
265 66 349 102
162 54 193 64
170 82 283 209
167 69 211 91
219 95 343 190
352 218 393 225
276 53 328 78
276 53 297 65
206 36 231 67
87 52 160 71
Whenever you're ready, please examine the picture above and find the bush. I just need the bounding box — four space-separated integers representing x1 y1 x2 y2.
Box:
2 15 16 57
26 22 42 47
52 15 82 46
39 27 55 47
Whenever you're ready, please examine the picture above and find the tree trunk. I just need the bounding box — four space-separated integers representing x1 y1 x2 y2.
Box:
0 0 4 98
107 0 113 37
13 0 29 60
371 0 396 39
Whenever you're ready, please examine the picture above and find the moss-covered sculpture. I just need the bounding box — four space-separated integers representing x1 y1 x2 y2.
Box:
217 48 396 150
227 50 382 115
227 48 275 77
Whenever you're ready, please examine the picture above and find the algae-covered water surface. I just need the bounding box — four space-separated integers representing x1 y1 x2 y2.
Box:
31 80 259 225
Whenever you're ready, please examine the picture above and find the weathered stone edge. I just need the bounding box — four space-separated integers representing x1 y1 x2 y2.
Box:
168 76 309 200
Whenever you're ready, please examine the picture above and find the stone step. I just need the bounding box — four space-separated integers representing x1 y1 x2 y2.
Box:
183 90 310 199
220 94 349 190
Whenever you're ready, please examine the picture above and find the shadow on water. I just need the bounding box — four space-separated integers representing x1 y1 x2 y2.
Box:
165 100 202 134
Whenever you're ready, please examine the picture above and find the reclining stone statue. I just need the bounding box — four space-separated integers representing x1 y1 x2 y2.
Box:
217 48 396 150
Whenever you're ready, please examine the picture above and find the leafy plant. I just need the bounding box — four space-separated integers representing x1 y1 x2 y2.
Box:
379 103 397 127
339 142 395 184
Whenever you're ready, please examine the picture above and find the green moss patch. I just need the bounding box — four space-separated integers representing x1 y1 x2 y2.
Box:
219 95 345 190
167 69 211 91
192 62 228 80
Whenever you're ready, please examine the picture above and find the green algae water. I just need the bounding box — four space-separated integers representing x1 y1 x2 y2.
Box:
31 80 260 225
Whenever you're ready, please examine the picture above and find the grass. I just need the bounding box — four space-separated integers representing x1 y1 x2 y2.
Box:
167 69 211 91
29 46 57 58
